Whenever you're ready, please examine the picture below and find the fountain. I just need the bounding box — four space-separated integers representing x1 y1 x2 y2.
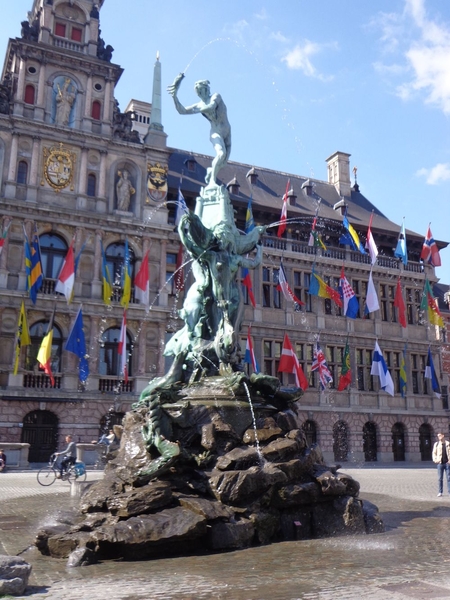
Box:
35 73 384 564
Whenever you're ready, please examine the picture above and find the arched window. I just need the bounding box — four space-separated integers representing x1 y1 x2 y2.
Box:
17 160 28 184
91 100 101 120
87 173 96 197
24 84 35 105
26 321 63 374
105 242 135 299
39 233 68 279
99 327 132 377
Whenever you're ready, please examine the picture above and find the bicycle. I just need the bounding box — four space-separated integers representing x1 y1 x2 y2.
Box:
37 454 87 487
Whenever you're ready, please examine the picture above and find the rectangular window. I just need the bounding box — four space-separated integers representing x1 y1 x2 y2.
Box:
356 348 374 391
325 345 343 388
263 339 282 379
71 27 82 42
55 23 66 37
262 267 281 309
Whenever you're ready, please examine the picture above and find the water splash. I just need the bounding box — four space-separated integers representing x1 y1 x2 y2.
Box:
243 381 263 463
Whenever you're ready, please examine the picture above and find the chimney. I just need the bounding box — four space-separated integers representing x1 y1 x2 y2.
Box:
325 151 351 198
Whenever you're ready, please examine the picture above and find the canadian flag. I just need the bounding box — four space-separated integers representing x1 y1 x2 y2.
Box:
118 310 128 383
55 239 75 303
134 250 150 311
278 333 308 391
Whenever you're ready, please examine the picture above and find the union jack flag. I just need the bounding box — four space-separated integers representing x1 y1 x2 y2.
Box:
311 342 333 390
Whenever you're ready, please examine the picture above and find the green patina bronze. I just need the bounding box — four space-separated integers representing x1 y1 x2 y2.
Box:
134 75 266 476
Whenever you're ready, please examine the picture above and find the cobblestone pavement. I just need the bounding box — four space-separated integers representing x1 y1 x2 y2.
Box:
1 465 450 599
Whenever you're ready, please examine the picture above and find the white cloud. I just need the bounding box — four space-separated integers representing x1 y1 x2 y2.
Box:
281 40 335 81
270 31 289 44
374 0 450 114
416 163 450 185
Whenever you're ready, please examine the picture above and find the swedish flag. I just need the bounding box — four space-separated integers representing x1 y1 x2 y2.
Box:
101 242 112 306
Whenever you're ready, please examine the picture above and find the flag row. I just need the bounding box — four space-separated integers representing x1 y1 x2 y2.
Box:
13 302 130 386
244 327 441 398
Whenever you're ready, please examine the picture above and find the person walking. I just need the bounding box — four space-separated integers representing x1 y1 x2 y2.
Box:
432 432 450 497
55 435 76 478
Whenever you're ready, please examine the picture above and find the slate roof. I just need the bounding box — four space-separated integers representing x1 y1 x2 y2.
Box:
167 149 448 250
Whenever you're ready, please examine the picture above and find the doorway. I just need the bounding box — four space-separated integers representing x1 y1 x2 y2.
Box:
363 422 377 462
21 410 59 462
419 423 433 461
392 422 405 461
333 420 349 462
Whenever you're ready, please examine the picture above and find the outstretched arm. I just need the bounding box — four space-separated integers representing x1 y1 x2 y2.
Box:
168 73 201 116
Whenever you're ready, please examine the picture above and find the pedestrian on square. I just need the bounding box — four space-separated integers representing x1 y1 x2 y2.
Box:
432 431 450 497
0 449 6 472
54 435 76 478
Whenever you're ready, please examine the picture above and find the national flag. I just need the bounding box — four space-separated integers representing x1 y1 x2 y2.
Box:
244 326 259 373
277 261 304 306
308 216 326 250
24 224 43 304
365 270 380 314
370 341 394 396
399 346 407 398
420 224 441 267
13 301 31 376
394 221 408 266
308 268 342 308
134 250 150 310
74 237 88 275
339 266 359 318
278 333 308 391
420 279 444 327
120 238 131 308
337 338 352 391
365 213 378 266
311 342 333 390
425 347 441 398
245 196 255 234
0 220 11 257
341 215 365 254
175 179 188 226
65 306 89 383
101 242 112 306
54 238 75 303
277 179 290 238
175 244 185 292
394 277 407 328
37 311 55 387
242 267 256 307
118 310 128 383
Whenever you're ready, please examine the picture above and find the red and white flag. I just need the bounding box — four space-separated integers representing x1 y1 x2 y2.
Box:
365 213 378 266
394 276 407 328
420 224 441 267
277 261 304 306
55 238 75 303
278 333 308 391
277 179 290 238
134 250 150 311
118 310 128 383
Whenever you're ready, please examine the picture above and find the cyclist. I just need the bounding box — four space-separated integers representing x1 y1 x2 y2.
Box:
55 434 76 478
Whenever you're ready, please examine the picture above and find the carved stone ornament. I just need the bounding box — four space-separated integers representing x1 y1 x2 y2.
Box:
42 143 76 191
146 162 168 203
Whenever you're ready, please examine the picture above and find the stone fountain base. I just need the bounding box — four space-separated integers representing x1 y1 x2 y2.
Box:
36 390 384 564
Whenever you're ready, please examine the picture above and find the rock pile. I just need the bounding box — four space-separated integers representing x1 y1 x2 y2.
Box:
36 399 384 564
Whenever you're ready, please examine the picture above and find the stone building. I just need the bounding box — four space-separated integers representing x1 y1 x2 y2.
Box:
0 0 448 465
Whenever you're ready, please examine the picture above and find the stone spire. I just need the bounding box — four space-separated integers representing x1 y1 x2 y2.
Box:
148 52 163 132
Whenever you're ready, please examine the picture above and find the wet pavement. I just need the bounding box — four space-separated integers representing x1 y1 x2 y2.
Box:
1 464 450 599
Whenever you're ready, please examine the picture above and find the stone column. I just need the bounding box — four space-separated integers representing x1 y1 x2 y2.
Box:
157 322 166 377
13 56 27 116
157 240 168 306
137 321 147 375
26 136 40 202
91 229 103 300
0 216 12 288
101 79 112 135
96 150 107 213
35 61 46 121
4 134 19 199
82 74 93 132
77 147 88 209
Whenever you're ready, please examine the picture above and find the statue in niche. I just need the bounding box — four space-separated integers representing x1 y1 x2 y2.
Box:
168 74 231 186
54 78 76 126
116 169 135 211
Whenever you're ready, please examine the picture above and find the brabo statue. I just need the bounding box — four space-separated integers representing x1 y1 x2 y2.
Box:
131 74 269 474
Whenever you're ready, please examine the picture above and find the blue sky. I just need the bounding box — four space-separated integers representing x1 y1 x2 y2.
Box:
2 0 450 285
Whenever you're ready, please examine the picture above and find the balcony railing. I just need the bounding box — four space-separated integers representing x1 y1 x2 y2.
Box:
99 377 134 393
23 373 62 389
53 39 83 53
